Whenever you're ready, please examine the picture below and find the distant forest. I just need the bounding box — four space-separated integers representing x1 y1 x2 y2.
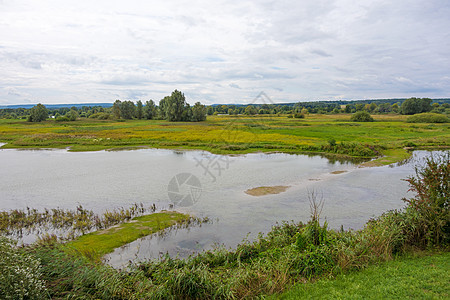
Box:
1 94 449 121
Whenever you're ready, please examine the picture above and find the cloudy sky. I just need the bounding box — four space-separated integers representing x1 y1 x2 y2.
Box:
1 0 449 105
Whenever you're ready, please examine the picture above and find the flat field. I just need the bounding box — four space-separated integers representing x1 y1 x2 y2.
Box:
0 114 448 164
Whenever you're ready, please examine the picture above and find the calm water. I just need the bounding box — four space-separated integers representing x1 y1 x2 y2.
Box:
0 145 433 266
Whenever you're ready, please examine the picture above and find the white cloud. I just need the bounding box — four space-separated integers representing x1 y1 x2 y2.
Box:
0 0 449 105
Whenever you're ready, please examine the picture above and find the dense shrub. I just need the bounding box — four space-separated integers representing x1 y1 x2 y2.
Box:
55 116 70 122
350 111 374 122
89 112 112 120
402 153 449 247
406 113 449 123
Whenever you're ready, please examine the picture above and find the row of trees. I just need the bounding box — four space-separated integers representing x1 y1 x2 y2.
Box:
112 90 206 122
205 98 449 116
0 96 448 122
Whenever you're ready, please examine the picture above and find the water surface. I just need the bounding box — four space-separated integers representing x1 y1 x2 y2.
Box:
0 146 430 266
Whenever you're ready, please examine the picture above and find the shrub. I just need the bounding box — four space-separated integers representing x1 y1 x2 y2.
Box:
294 113 305 118
0 237 47 299
406 113 449 123
350 111 374 122
402 153 449 247
55 116 70 122
89 112 112 120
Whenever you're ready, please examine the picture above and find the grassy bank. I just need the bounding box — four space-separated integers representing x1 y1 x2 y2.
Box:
66 211 192 262
277 251 450 299
1 114 448 164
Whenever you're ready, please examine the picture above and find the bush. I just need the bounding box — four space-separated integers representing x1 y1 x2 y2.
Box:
0 237 47 299
294 113 305 118
406 113 449 123
350 111 374 122
89 112 112 120
55 116 70 122
402 153 449 247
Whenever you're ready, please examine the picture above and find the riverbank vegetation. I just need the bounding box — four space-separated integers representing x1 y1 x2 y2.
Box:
0 152 448 299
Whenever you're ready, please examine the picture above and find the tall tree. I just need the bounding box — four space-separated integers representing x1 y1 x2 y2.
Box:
112 100 121 119
136 100 143 119
192 102 207 121
120 101 136 119
28 103 48 122
166 90 186 121
144 100 156 120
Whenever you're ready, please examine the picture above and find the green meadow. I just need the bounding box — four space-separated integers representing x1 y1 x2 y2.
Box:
277 251 450 300
1 114 449 164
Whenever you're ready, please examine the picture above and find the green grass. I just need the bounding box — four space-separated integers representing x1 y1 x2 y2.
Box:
66 211 190 262
277 251 450 299
361 148 412 167
0 114 449 163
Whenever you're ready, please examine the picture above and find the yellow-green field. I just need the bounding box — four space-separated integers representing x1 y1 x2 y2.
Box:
0 114 449 164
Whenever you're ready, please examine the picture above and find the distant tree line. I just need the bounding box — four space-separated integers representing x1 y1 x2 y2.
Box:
205 98 450 116
0 96 448 121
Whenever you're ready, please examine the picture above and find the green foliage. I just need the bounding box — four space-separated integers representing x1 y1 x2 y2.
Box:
401 97 433 115
403 153 450 247
244 105 257 115
192 102 207 121
316 141 382 157
33 243 152 299
55 116 70 122
350 111 374 122
89 112 112 120
165 90 186 121
407 112 449 123
27 103 48 122
144 99 156 120
0 237 47 299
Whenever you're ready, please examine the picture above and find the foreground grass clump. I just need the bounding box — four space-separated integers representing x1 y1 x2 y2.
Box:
277 251 450 299
0 237 48 299
67 211 194 262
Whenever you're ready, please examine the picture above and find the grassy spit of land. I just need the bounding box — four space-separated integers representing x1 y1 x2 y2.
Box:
66 211 192 262
0 114 449 165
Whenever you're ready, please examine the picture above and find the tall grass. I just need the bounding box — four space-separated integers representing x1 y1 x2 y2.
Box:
0 203 157 241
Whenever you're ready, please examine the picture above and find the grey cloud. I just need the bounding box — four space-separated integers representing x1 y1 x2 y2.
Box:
311 49 332 57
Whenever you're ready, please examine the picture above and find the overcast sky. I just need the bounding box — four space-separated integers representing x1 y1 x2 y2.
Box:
1 0 449 105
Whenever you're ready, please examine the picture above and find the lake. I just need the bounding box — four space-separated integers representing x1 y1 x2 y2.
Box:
0 145 429 266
